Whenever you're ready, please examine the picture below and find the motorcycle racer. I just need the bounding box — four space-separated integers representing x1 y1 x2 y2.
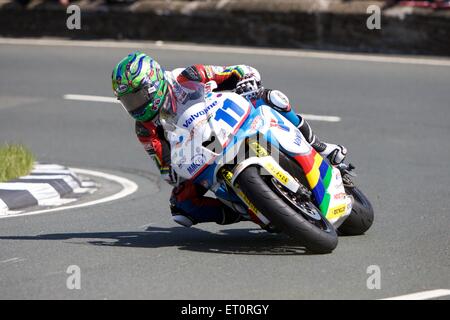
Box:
112 52 347 228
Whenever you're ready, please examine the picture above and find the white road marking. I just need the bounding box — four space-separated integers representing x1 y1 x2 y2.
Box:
1 37 450 67
382 289 450 300
64 94 119 104
0 257 26 264
0 168 138 219
64 94 341 122
301 114 341 122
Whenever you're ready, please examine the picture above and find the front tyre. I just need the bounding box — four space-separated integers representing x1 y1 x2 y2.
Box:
236 166 338 254
338 187 374 236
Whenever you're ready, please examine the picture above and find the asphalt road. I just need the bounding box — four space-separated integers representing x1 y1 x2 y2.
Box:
0 40 449 299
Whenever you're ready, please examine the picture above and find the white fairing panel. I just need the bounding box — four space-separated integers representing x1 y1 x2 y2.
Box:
258 105 312 156
324 167 353 226
166 90 251 180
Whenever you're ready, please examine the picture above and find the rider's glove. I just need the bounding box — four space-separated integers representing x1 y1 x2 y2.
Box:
235 75 262 100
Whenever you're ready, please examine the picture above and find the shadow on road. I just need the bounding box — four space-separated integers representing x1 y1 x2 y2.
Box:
0 226 312 255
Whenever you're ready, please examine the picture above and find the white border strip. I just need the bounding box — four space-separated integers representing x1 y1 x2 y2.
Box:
1 38 450 67
382 289 450 300
0 168 138 219
0 198 8 213
301 113 341 122
64 94 119 104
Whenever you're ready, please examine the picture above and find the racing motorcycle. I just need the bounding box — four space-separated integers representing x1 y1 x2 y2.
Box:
159 81 373 254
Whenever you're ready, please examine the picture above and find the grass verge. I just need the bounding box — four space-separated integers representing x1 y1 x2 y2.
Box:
0 144 35 183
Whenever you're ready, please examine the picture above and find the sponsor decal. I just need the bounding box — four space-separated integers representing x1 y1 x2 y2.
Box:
269 119 290 132
187 162 200 175
184 115 214 145
264 162 289 185
293 131 303 147
334 171 343 189
328 204 347 219
193 154 206 165
182 101 218 128
236 186 259 214
334 192 347 200
250 115 264 131
249 141 269 157
187 154 206 175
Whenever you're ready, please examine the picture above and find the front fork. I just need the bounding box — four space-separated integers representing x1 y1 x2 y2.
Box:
218 166 271 227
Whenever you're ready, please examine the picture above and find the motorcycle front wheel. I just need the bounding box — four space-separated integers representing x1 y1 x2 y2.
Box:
236 166 338 254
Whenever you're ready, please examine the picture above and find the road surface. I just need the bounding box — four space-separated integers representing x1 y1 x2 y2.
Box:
0 39 449 299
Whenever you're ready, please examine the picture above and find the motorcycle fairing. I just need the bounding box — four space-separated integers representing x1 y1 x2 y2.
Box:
168 86 351 225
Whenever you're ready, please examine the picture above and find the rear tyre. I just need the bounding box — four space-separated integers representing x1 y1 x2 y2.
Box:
337 187 374 236
236 166 338 254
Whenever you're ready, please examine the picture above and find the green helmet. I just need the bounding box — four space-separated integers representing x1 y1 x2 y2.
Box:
112 52 169 122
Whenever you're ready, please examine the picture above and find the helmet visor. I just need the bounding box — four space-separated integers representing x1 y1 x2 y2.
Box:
118 85 157 112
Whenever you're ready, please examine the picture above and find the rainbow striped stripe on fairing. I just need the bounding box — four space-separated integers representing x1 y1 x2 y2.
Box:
294 149 332 215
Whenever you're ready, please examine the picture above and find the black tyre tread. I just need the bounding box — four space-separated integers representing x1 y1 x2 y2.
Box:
236 166 338 254
338 187 374 236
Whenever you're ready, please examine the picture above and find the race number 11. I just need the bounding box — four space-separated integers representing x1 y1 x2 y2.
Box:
214 99 245 127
